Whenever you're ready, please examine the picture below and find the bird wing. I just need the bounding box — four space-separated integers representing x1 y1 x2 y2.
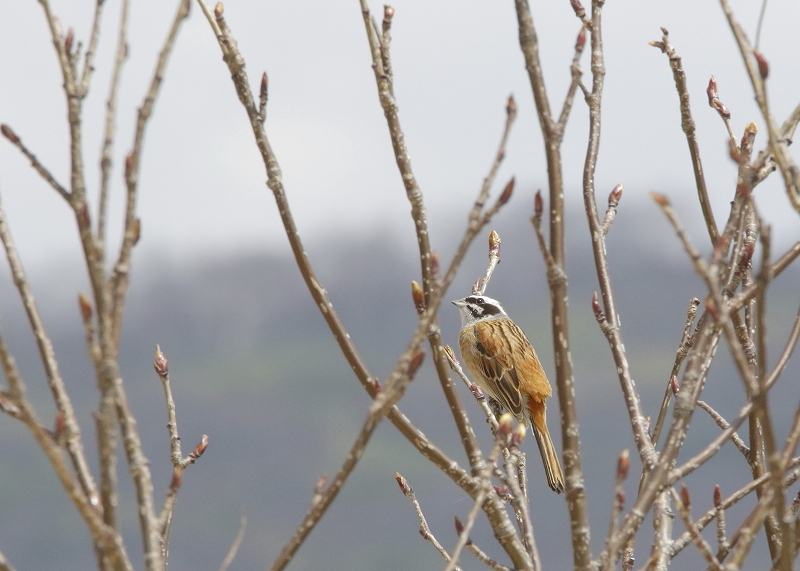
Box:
472 320 527 422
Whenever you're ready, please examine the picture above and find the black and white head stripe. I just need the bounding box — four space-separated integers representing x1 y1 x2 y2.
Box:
463 295 505 319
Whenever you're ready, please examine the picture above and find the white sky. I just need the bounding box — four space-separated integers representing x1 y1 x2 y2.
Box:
0 0 798 272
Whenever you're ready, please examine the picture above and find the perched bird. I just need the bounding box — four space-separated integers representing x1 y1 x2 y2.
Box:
453 295 564 493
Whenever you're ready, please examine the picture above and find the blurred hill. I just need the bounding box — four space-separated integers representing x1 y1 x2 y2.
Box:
0 204 797 570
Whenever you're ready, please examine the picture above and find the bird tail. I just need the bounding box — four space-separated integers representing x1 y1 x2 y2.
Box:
528 398 564 494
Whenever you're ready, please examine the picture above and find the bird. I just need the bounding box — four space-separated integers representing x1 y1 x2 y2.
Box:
452 295 564 493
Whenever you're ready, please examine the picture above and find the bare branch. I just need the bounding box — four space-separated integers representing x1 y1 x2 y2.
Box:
217 511 247 571
0 124 70 201
650 29 718 243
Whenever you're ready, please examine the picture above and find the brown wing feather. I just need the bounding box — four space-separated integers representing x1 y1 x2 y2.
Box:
471 318 551 422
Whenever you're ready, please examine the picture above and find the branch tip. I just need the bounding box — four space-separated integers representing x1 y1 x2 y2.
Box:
154 345 169 378
649 192 670 207
534 191 543 219
617 449 630 481
410 281 425 315
407 349 425 379
498 178 514 207
609 184 623 204
488 229 501 253
753 50 769 79
713 484 722 508
576 26 586 51
454 515 464 536
506 95 517 119
430 251 440 280
188 435 208 464
0 124 19 144
680 483 691 509
214 2 224 18
78 293 93 322
395 472 412 497
670 375 680 395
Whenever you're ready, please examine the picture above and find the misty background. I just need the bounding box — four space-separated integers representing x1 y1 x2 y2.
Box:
0 0 799 569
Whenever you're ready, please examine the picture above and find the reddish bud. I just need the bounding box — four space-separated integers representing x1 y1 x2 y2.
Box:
609 184 623 204
125 153 134 176
591 292 603 319
498 178 514 207
419 525 427 539
506 95 517 119
617 449 629 481
713 484 722 508
214 2 224 18
371 378 382 393
78 293 93 322
680 483 691 509
188 435 209 463
706 76 718 101
260 72 268 98
616 489 625 506
753 50 769 79
430 251 440 279
410 281 425 315
54 411 67 443
1 124 19 144
154 345 169 378
570 0 586 20
649 192 669 207
65 28 74 54
131 218 141 246
576 26 586 51
454 516 464 536
395 472 412 496
383 5 394 20
407 349 425 379
494 485 508 499
534 191 543 219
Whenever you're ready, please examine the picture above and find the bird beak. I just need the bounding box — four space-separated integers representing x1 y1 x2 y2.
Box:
451 299 465 307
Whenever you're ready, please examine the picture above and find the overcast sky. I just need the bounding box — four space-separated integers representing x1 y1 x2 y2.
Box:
1 0 798 273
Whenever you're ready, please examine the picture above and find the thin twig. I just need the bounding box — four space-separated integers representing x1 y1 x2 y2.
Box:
697 399 749 457
651 297 700 447
110 0 190 350
98 0 130 244
0 125 70 201
672 486 725 571
217 511 247 571
395 474 462 571
649 29 719 244
670 459 800 556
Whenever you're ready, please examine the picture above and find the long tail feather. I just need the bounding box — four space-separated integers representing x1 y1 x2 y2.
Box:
528 399 564 494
